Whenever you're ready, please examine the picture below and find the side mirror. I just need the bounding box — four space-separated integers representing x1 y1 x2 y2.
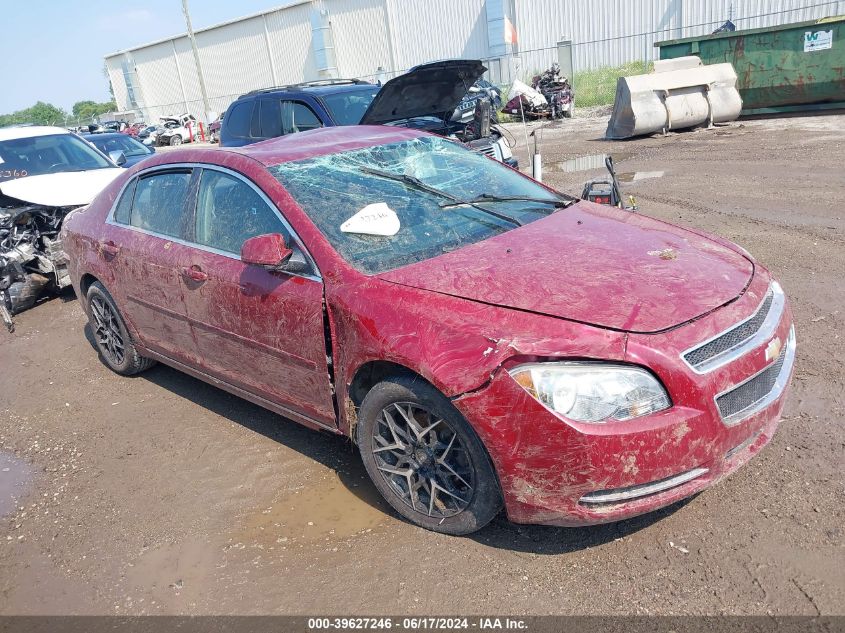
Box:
241 233 293 268
108 150 127 166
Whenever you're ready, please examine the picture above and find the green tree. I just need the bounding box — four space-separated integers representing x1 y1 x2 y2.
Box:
70 99 118 123
72 100 98 119
0 102 67 127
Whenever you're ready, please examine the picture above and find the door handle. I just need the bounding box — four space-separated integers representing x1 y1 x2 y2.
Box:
101 240 120 257
182 265 208 282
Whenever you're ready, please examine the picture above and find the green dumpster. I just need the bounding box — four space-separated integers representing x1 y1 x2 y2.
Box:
655 16 845 115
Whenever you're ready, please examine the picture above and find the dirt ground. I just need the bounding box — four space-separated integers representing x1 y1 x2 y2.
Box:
1 113 843 616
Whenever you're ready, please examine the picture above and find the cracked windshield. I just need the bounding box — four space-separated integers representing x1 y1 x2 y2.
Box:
271 136 568 274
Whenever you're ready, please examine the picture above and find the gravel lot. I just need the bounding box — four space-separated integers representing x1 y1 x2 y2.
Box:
1 113 843 615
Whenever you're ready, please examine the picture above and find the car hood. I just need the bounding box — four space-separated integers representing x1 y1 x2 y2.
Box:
0 169 123 207
359 59 486 125
377 202 754 333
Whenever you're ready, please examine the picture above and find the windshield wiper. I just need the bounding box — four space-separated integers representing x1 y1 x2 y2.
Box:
440 193 576 209
359 166 523 227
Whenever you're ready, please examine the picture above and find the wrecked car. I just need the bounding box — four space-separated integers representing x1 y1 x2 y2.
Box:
1 126 123 331
221 60 516 167
156 114 197 146
62 126 795 535
505 62 574 119
451 78 503 124
358 60 516 167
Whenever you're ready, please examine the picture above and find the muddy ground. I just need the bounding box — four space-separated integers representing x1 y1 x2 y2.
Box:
1 113 843 616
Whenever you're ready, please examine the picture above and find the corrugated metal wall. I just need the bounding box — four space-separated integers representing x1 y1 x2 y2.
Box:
105 0 845 123
515 0 845 79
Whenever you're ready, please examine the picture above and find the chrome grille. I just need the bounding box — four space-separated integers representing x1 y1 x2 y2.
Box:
682 282 785 374
685 292 772 369
715 327 794 424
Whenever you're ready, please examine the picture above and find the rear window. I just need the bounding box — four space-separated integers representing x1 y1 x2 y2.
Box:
226 101 253 138
130 171 191 238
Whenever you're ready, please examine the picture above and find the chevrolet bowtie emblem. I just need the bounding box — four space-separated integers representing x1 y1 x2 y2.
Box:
765 337 782 362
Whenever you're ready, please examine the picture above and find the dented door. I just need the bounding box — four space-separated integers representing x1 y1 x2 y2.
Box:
179 168 336 425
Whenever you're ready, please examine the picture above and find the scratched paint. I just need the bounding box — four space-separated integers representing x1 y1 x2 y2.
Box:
61 126 796 529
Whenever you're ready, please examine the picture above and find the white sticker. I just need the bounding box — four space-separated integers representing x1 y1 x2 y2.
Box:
804 30 833 52
340 202 400 236
0 155 4 164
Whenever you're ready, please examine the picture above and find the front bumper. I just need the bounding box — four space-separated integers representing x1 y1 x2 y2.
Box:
453 275 795 527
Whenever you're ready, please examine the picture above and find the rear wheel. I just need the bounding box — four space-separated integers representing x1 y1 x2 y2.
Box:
86 282 155 375
357 375 502 535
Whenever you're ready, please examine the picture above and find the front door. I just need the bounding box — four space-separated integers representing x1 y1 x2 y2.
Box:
179 167 336 425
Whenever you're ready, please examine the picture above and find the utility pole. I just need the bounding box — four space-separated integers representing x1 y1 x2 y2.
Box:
181 0 212 122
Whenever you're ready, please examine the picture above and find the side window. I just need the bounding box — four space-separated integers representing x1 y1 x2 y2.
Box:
113 179 136 224
130 171 192 238
259 99 281 138
194 169 288 255
281 101 323 135
225 101 253 138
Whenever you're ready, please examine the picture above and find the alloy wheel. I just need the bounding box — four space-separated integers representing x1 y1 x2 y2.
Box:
371 402 475 519
90 295 125 366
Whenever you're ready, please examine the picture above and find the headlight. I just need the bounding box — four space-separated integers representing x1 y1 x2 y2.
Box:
509 362 671 423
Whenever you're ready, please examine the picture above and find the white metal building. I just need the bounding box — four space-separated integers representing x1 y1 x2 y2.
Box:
105 0 845 123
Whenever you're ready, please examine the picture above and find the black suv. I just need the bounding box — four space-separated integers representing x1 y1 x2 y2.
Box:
219 60 517 168
219 79 379 147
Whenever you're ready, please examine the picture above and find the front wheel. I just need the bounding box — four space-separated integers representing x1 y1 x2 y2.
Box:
357 376 502 535
169 135 182 146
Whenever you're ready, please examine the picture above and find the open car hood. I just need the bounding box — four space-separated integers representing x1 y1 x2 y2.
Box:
0 169 123 207
378 202 754 333
359 60 486 125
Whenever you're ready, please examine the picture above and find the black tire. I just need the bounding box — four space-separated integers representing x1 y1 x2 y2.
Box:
169 135 182 146
357 375 502 535
86 282 155 376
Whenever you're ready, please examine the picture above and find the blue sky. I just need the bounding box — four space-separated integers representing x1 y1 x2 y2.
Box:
0 0 281 114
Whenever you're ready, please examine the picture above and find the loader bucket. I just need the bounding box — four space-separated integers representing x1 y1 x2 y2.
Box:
605 56 742 139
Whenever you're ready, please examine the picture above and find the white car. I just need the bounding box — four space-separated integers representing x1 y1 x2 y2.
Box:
156 113 197 146
0 126 123 329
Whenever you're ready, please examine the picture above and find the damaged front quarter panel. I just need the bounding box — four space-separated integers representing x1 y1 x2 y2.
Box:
326 269 628 437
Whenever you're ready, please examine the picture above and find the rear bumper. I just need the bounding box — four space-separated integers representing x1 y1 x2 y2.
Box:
452 278 794 527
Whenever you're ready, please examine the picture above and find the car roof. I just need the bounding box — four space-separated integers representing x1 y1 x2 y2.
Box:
239 82 378 100
0 125 71 141
231 125 426 166
157 126 426 168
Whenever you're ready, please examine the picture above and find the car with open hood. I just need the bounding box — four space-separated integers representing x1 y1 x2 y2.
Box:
0 125 123 330
155 114 197 146
219 60 516 167
61 126 794 534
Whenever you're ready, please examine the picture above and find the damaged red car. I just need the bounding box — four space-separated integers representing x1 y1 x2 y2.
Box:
62 126 795 535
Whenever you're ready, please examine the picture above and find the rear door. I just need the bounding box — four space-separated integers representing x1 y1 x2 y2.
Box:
102 168 200 363
179 166 336 425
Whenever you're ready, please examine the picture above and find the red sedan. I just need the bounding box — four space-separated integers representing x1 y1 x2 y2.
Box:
61 126 795 535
